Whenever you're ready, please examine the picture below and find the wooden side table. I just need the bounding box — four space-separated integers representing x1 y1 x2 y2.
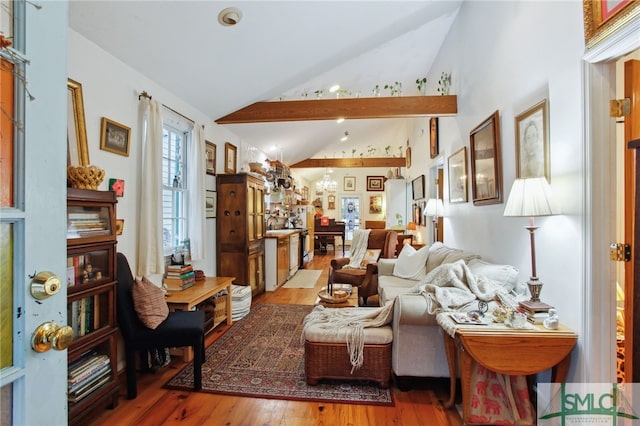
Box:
315 285 359 308
165 276 234 361
440 316 578 424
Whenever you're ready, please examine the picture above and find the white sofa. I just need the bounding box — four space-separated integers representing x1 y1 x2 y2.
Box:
376 242 526 383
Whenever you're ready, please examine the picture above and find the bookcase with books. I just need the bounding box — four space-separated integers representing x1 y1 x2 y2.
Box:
66 188 119 425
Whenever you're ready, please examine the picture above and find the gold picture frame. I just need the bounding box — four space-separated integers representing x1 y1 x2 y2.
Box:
67 78 90 166
100 117 131 156
515 99 549 181
583 0 640 48
224 142 237 174
469 110 503 206
205 141 216 175
430 117 439 159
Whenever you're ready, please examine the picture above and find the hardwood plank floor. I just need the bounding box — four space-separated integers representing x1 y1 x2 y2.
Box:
89 252 462 426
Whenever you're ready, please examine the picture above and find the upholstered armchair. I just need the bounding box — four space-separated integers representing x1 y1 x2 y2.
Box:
330 229 398 305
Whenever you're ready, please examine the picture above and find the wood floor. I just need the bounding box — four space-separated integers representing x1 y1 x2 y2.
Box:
89 252 462 426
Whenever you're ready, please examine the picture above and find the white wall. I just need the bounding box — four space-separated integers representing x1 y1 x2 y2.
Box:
404 1 587 380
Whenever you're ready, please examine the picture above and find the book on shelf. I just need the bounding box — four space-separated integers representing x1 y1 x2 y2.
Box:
518 299 554 314
68 374 112 404
68 354 110 380
164 279 196 292
166 264 193 273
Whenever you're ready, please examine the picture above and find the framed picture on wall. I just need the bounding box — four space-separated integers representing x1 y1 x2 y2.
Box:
205 141 216 175
447 147 468 203
224 142 237 174
206 190 216 218
430 117 439 159
100 117 131 156
366 176 385 191
412 175 425 200
515 99 549 181
328 195 336 210
469 110 503 206
369 195 382 214
583 0 640 48
344 176 356 191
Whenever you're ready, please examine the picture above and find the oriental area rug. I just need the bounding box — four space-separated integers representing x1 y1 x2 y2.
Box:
165 303 393 406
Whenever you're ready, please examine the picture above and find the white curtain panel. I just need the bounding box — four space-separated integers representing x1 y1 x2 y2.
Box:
188 124 206 260
137 98 165 276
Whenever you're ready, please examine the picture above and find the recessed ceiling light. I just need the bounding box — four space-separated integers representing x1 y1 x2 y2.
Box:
329 85 340 93
218 7 242 26
336 117 345 124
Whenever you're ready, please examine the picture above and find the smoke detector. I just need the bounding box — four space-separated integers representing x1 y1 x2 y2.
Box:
218 7 242 26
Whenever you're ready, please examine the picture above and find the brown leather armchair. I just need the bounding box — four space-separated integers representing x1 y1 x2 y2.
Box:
330 229 398 306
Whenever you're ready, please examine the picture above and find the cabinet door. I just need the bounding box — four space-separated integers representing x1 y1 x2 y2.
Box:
255 185 264 239
277 239 289 285
247 184 256 242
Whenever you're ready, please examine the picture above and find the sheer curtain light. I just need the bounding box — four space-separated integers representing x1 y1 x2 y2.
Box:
424 198 444 244
503 177 561 310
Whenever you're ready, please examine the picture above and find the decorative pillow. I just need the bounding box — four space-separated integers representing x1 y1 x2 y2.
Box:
361 249 382 267
425 242 480 273
392 244 430 280
467 259 520 293
132 276 169 330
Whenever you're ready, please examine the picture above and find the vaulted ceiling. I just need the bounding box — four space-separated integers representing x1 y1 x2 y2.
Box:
68 1 462 180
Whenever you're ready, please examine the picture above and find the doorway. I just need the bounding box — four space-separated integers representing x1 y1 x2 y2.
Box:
340 196 360 242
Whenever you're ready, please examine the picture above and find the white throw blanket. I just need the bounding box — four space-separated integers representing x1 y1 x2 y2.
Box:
301 301 394 373
412 260 517 314
344 229 371 269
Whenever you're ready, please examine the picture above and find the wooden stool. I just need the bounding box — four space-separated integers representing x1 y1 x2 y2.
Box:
302 319 392 388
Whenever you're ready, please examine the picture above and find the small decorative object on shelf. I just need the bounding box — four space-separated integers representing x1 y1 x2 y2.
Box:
437 72 451 96
543 308 559 330
67 165 105 190
372 84 380 97
416 77 427 95
384 81 403 96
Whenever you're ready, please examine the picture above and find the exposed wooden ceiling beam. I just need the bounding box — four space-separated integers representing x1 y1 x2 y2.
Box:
290 157 406 168
215 95 457 124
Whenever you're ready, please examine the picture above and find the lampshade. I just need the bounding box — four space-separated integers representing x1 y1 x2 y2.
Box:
503 177 561 217
407 222 417 231
425 198 445 217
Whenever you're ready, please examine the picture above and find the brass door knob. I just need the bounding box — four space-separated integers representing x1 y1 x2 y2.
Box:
32 321 74 352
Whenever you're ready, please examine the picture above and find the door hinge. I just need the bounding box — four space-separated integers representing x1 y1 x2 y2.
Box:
610 243 631 262
610 98 631 118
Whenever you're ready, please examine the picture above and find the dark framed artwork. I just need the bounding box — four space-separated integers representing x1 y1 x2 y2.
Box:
583 0 640 48
447 147 468 204
366 176 385 191
224 142 237 174
515 99 549 181
430 117 439 159
411 175 425 200
205 141 216 175
100 117 131 156
469 110 503 206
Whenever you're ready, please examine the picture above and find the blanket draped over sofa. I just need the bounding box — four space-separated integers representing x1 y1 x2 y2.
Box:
301 302 393 372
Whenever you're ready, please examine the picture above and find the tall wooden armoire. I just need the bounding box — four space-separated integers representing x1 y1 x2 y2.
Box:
216 173 265 296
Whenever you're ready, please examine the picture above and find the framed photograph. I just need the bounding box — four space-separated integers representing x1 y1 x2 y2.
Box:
224 142 237 174
470 110 503 206
515 99 549 181
108 178 125 197
344 176 356 191
412 175 425 200
100 117 131 156
405 146 412 168
430 117 439 159
366 176 385 191
205 141 216 175
412 203 422 225
583 0 640 48
328 195 336 210
448 147 468 203
206 190 216 218
115 219 125 236
369 195 383 214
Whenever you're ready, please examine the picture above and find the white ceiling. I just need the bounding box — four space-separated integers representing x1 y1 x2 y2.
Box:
68 1 461 180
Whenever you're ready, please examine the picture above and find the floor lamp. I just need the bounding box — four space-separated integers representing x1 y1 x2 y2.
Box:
503 177 560 311
425 198 444 244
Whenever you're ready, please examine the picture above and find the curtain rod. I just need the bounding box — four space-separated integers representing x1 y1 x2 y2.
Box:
138 90 195 125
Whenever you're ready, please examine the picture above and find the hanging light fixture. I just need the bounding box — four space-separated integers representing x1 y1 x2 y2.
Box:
316 170 337 192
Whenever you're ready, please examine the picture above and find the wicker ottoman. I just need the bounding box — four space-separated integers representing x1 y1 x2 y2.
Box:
303 321 393 388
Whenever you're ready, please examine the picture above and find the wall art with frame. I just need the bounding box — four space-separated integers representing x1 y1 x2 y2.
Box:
369 195 383 214
515 99 549 181
224 142 237 174
205 141 216 175
430 117 439 159
412 175 425 200
344 176 356 191
206 190 216 218
366 176 385 191
469 110 503 206
447 147 468 204
100 117 131 156
583 0 640 48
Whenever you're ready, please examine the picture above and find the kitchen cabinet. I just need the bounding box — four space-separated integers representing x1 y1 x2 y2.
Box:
217 174 265 296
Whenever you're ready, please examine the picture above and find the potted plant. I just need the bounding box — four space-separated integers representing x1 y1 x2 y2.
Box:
416 77 427 95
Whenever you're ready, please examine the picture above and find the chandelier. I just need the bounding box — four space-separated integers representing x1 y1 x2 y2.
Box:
316 171 336 192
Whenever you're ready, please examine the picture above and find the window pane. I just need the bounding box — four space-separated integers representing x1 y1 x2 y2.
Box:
0 222 13 368
1 383 12 425
0 59 14 207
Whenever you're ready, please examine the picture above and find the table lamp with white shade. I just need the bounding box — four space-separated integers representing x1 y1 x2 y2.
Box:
425 198 445 244
503 177 561 311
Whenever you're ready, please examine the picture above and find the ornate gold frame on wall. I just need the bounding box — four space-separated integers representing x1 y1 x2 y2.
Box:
583 0 640 48
67 78 90 166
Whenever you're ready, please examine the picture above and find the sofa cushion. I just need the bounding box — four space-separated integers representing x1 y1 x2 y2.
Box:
467 258 520 292
392 244 430 280
425 242 480 273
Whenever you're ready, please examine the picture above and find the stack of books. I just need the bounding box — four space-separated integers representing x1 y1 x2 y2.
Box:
68 353 112 404
518 300 554 324
163 264 196 291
